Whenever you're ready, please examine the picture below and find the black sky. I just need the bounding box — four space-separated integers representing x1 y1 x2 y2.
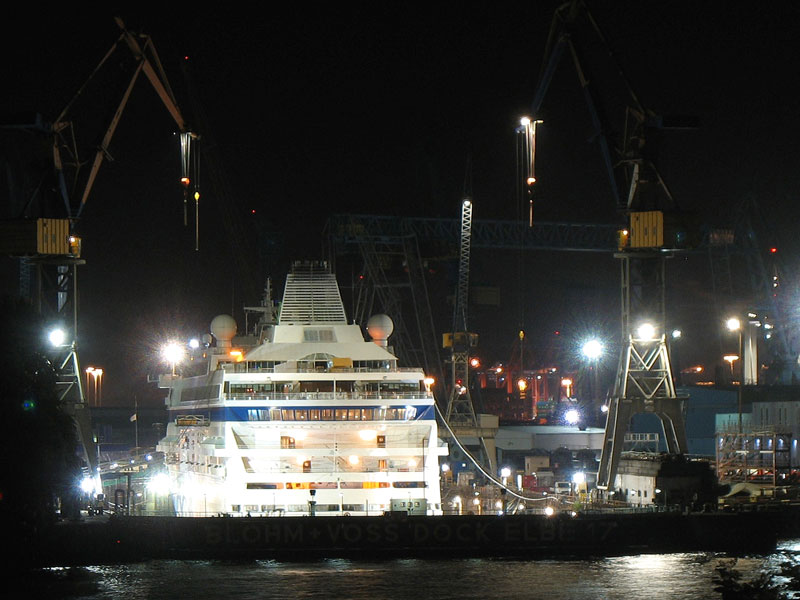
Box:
3 3 800 404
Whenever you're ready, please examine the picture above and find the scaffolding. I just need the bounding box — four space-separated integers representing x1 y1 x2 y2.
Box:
715 427 792 486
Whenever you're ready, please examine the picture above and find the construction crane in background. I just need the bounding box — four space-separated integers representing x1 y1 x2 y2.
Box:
0 18 197 479
525 0 695 493
442 197 497 473
445 197 476 424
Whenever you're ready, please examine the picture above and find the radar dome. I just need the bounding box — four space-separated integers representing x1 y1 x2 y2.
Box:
366 314 394 347
210 314 237 348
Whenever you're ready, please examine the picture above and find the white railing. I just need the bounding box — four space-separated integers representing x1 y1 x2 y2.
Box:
225 391 430 401
230 365 423 374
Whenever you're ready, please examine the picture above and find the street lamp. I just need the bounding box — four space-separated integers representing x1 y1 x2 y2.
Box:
572 471 586 497
561 377 573 398
564 408 580 426
500 466 511 487
723 354 740 378
726 317 744 433
581 339 603 360
582 339 604 422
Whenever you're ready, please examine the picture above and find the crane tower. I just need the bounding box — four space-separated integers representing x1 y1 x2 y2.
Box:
443 198 497 473
527 0 690 493
1 19 198 478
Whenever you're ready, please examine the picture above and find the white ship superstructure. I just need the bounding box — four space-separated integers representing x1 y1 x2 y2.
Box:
157 261 445 516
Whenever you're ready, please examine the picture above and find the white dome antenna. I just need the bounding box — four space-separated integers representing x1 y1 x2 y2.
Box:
210 314 237 349
366 314 394 348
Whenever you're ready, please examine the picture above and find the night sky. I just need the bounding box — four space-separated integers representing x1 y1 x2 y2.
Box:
3 3 800 406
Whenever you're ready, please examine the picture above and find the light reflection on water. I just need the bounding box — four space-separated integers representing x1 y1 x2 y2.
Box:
33 541 800 600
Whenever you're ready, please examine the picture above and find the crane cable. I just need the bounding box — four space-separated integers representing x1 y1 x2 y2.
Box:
434 402 554 505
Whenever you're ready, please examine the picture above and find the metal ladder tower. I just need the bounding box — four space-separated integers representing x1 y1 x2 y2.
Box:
596 252 688 491
443 198 497 473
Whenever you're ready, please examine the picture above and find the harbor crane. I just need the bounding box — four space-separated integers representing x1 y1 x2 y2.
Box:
1 18 198 478
525 0 694 493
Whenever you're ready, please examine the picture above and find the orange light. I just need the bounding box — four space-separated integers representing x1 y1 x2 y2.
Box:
470 357 480 368
526 177 536 185
229 349 244 362
180 177 191 187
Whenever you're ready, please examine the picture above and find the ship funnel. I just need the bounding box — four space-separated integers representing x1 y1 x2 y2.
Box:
366 314 394 348
210 314 237 349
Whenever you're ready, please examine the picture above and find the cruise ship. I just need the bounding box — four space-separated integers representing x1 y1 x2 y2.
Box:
156 261 446 517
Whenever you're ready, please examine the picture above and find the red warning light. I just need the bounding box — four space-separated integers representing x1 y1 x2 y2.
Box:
180 177 190 187
251 209 256 214
770 247 778 254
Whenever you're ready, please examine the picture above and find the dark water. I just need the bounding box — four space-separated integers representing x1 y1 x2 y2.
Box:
30 540 800 600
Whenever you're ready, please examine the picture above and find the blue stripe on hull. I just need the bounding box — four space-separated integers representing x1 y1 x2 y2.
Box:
166 405 436 421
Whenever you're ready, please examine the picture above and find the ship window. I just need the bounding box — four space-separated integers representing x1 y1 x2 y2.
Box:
281 409 295 420
231 505 241 513
247 409 270 421
335 409 348 421
303 460 311 473
321 409 334 420
269 408 282 421
231 382 278 395
296 410 308 421
310 482 337 489
378 459 387 471
309 409 321 421
361 408 373 420
377 435 386 448
300 381 333 392
281 436 296 449
181 384 221 402
348 409 361 420
286 482 310 490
